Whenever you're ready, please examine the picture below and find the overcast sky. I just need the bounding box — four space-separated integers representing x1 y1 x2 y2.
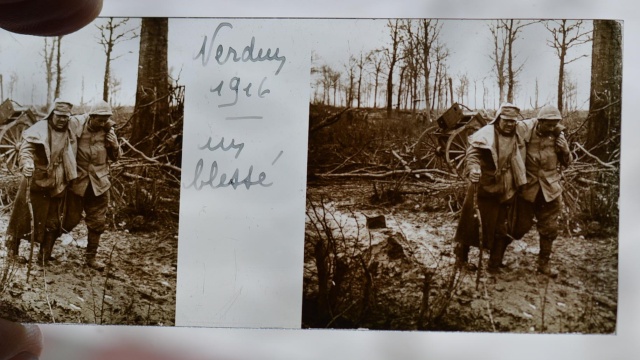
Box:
0 18 592 111
309 19 593 111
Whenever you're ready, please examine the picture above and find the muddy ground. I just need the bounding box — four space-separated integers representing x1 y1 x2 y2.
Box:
0 210 178 326
303 180 618 333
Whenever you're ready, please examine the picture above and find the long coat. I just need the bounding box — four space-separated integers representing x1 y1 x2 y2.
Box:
5 119 80 254
454 123 531 249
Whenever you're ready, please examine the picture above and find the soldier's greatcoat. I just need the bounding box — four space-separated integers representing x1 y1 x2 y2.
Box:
6 118 80 253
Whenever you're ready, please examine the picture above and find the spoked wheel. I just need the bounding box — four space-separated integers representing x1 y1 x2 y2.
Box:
0 120 29 173
445 125 472 178
415 125 448 172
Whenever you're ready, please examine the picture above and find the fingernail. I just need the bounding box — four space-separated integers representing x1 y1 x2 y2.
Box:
9 352 39 360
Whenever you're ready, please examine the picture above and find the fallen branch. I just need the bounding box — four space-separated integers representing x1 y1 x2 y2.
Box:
573 143 618 169
317 168 443 180
483 283 497 332
120 138 182 173
392 149 412 172
42 262 56 323
310 108 353 133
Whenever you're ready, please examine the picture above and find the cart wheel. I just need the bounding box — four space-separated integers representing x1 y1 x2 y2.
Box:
415 125 448 172
0 120 29 173
445 125 471 178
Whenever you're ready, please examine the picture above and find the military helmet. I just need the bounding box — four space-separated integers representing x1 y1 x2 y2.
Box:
489 102 521 124
46 98 73 119
89 100 113 116
537 105 562 121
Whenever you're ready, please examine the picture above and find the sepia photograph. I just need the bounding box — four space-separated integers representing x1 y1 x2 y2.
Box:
0 17 182 326
303 18 620 332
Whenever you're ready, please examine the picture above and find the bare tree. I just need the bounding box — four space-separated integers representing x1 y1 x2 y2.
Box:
431 42 449 113
400 20 420 116
54 36 64 99
8 72 17 99
131 18 170 156
344 56 357 108
355 52 370 108
96 17 139 103
396 64 407 111
488 21 508 104
489 20 535 104
368 49 385 109
109 75 122 107
385 19 403 117
418 20 441 121
42 37 56 107
455 73 469 105
502 20 536 103
330 70 341 106
562 72 578 112
316 64 334 105
544 20 592 112
586 20 622 161
482 77 489 110
534 77 539 110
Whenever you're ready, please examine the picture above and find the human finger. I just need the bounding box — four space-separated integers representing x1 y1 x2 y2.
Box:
0 319 42 360
0 0 103 36
556 137 568 148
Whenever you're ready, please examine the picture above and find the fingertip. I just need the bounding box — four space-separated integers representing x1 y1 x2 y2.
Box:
0 0 103 36
21 323 43 356
8 351 40 360
0 319 43 359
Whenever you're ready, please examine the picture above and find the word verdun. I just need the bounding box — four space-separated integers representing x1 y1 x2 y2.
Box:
195 22 287 76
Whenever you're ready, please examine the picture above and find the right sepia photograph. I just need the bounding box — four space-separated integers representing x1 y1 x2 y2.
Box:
303 19 620 333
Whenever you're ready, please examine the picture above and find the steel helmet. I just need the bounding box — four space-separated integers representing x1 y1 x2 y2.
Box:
45 98 73 119
537 105 562 121
489 102 521 124
89 100 113 116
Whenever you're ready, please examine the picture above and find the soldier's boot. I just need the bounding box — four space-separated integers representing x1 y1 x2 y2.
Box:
487 236 507 274
37 231 57 265
45 231 57 261
5 235 23 263
537 237 557 277
85 230 105 271
454 243 470 266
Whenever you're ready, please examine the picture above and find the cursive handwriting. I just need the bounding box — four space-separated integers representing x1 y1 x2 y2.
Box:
195 22 287 76
198 136 244 159
184 159 273 190
210 76 271 108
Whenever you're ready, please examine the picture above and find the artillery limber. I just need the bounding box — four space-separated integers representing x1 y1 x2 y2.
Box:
0 99 39 173
417 103 490 177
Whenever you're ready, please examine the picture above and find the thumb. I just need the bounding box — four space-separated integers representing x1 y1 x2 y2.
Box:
0 319 42 360
0 0 102 36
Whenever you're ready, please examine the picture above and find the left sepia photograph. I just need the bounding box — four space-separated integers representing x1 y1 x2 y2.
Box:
0 17 182 326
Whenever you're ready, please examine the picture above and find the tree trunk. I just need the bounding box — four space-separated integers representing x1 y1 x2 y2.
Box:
103 42 113 102
54 36 63 99
506 21 515 103
386 20 401 118
557 27 567 112
131 18 170 156
373 72 379 108
43 38 55 108
586 20 622 161
396 66 405 112
357 70 362 109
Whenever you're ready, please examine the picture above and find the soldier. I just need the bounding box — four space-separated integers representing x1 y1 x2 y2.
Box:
7 98 79 263
518 105 572 276
454 103 527 274
65 100 121 270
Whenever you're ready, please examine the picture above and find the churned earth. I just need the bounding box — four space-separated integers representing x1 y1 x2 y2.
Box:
0 215 178 326
304 180 617 333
